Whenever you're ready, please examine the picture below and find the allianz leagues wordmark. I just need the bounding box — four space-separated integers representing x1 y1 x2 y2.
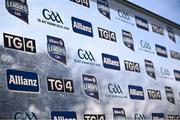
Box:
82 74 99 101
47 35 66 65
152 113 164 120
37 9 69 30
97 0 110 19
14 112 37 120
113 108 126 120
168 115 180 120
6 0 29 23
165 86 175 104
129 85 144 100
145 59 156 79
72 17 93 37
70 0 90 7
134 114 146 120
7 69 39 93
102 53 120 71
74 49 100 67
122 30 134 51
51 111 77 120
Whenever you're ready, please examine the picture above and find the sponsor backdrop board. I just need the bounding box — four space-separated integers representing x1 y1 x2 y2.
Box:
0 0 180 119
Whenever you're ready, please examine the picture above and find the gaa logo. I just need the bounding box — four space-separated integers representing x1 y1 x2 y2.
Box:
124 60 140 73
98 27 116 42
47 77 74 93
108 83 123 94
140 40 151 50
14 112 37 120
78 49 95 61
3 33 36 53
160 67 170 76
118 9 130 21
134 114 146 120
42 9 63 24
84 114 105 120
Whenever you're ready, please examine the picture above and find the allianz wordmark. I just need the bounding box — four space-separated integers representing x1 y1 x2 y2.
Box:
3 33 36 53
98 27 116 42
7 69 39 93
102 53 120 71
155 44 168 58
47 77 74 93
70 0 90 7
37 9 69 30
135 16 149 31
72 16 93 37
51 111 77 120
128 85 144 100
74 49 100 67
152 113 164 120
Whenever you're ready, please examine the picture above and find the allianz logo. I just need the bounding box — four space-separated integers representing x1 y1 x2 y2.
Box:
78 49 95 61
103 57 119 67
160 67 170 76
140 40 151 49
73 20 92 33
9 75 38 86
136 18 148 28
108 83 123 94
129 88 144 96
